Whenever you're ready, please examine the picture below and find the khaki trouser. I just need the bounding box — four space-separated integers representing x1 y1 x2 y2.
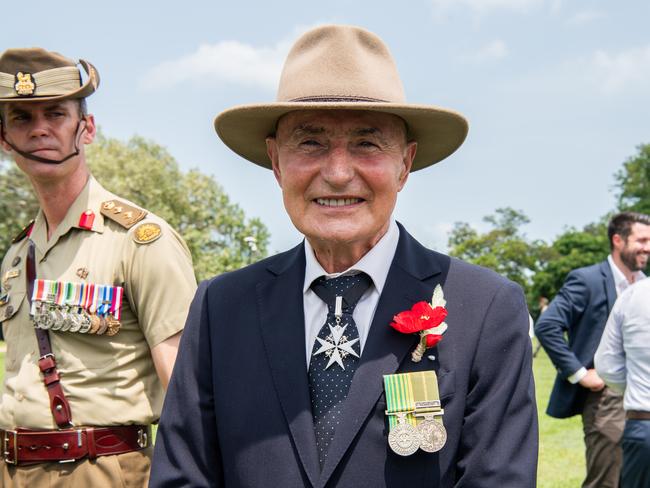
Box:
581 387 625 488
1 446 152 488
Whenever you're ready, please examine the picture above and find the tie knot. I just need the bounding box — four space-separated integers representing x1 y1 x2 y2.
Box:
311 273 372 313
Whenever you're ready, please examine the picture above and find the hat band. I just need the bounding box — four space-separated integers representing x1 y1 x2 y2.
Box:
288 95 389 103
0 66 80 98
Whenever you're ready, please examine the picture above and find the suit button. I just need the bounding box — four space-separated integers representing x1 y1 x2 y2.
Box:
5 305 14 315
12 257 21 266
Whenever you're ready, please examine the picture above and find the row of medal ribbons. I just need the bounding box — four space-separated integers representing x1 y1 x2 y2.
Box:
30 279 123 336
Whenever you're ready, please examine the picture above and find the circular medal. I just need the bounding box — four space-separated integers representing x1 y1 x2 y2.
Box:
78 310 92 334
68 312 82 333
388 422 421 456
105 316 121 336
59 310 72 332
49 308 64 331
88 314 101 334
96 316 108 335
418 418 447 453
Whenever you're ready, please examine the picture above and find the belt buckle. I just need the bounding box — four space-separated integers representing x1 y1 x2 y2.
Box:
3 430 18 465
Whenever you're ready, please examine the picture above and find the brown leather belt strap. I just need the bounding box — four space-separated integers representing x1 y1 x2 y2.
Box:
1 425 150 465
626 410 650 420
27 241 74 428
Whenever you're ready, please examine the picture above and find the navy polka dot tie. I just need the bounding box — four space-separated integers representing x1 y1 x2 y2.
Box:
308 273 373 468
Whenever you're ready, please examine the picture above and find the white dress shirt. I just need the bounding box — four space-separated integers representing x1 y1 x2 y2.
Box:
568 255 645 384
595 277 650 411
303 220 400 368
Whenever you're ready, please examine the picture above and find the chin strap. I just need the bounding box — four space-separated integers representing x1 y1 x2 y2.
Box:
0 118 87 165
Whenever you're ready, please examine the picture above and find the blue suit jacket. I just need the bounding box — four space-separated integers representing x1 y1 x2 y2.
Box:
150 225 537 487
534 260 616 418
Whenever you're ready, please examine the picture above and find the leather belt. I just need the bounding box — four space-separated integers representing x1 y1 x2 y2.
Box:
1 425 150 465
627 410 650 420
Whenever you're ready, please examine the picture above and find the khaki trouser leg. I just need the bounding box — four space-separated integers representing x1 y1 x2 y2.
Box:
1 446 152 488
581 387 625 488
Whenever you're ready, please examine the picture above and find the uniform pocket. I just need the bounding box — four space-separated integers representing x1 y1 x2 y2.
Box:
1 291 27 372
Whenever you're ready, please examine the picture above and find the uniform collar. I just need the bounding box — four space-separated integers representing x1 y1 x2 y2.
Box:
302 219 400 294
30 176 111 254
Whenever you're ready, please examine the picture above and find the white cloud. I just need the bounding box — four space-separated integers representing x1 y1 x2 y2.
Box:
477 40 509 61
141 25 320 92
432 0 544 15
567 9 606 25
590 45 650 93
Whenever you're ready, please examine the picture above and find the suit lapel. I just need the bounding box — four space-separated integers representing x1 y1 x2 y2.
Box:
600 260 617 312
257 245 320 487
319 226 448 487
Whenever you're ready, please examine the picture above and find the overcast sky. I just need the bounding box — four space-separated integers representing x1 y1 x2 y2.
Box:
4 0 649 252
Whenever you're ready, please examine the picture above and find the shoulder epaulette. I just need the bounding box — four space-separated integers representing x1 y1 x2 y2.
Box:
12 219 34 243
100 199 147 229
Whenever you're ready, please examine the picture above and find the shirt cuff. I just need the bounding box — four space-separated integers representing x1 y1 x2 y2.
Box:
568 367 587 384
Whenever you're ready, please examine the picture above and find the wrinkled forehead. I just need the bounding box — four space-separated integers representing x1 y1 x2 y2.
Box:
275 109 408 140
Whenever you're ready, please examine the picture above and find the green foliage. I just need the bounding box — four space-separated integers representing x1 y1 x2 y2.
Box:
0 132 269 280
615 143 650 214
448 208 549 308
531 222 609 302
0 154 38 256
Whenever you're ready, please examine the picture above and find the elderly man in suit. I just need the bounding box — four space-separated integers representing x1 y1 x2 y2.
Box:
150 24 538 488
535 211 650 488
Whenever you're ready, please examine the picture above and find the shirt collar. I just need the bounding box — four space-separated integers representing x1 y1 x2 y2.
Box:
30 176 110 252
303 219 400 294
608 254 646 291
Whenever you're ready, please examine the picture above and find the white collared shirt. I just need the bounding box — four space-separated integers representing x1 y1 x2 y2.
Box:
607 254 646 296
595 277 650 411
303 220 400 367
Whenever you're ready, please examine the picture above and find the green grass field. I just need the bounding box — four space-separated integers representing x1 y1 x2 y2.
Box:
534 343 585 487
0 341 584 485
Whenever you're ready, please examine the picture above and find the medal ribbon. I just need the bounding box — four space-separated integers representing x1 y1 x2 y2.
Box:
30 279 47 315
110 286 123 320
384 372 416 428
384 371 442 429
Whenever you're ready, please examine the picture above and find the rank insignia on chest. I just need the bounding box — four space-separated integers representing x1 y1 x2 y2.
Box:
30 279 123 336
383 370 447 456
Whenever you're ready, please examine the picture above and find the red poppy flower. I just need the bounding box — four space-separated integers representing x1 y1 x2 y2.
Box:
390 301 448 334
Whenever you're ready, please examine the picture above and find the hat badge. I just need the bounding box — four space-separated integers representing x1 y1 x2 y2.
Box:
14 72 35 96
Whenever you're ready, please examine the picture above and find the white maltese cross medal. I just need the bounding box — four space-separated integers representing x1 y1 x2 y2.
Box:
312 323 360 370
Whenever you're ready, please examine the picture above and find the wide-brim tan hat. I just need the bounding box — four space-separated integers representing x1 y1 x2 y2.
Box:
0 47 99 103
215 24 468 172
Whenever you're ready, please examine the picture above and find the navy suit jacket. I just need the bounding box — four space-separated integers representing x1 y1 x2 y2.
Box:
150 225 537 487
534 260 616 418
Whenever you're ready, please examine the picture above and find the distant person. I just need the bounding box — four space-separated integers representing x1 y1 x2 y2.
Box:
596 277 650 488
535 211 650 488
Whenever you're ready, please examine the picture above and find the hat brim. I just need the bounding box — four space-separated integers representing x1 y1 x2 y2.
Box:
214 102 468 171
0 60 99 104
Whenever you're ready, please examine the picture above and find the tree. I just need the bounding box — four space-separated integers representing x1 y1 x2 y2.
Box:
615 143 650 214
448 207 550 309
531 221 609 303
0 154 38 256
0 132 269 280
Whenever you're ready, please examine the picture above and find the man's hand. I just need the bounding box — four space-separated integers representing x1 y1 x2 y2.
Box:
579 368 605 391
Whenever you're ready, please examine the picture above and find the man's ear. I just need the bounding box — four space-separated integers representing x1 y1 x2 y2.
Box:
0 123 12 154
266 137 283 187
80 114 97 145
397 141 417 191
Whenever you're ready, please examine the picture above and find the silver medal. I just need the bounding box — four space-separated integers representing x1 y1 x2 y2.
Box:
417 414 447 453
388 412 421 456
